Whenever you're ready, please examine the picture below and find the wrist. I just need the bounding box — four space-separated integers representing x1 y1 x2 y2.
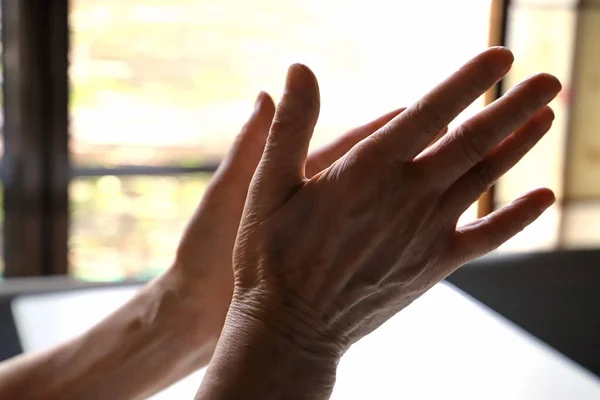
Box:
160 265 230 346
196 297 340 400
168 258 233 339
73 270 223 397
0 269 223 400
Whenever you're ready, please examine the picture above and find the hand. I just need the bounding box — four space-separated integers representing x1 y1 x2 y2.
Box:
170 92 406 344
199 47 561 399
0 97 406 400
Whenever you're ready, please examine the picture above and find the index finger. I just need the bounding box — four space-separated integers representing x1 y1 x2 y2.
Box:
361 47 514 165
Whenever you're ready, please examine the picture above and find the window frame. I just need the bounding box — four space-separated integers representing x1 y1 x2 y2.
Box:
2 0 70 276
2 0 505 277
1 1 220 277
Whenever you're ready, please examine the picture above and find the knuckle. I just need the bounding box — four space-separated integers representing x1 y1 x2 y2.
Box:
414 158 446 193
269 112 289 134
455 122 485 165
274 93 319 129
360 135 403 167
470 162 494 194
411 97 446 132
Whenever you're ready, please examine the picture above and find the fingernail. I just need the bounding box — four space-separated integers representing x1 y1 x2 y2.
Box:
285 63 310 91
496 48 515 74
528 189 556 213
539 107 555 126
483 47 514 75
542 191 556 209
253 91 267 113
533 74 562 101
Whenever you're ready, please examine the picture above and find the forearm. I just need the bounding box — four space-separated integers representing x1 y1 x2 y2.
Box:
195 301 339 400
0 269 222 400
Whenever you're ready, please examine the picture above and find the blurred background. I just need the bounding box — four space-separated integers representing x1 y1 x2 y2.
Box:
0 1 599 398
0 0 597 280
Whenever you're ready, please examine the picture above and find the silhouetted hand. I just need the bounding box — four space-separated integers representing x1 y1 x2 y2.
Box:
197 47 561 400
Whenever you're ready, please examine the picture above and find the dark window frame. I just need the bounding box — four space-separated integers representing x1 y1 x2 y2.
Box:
1 1 219 277
2 0 70 277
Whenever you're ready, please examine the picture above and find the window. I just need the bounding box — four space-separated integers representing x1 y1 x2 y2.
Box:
70 174 211 280
69 0 492 280
496 0 600 252
3 0 598 279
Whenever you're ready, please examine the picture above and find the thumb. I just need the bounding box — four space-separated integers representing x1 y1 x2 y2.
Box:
260 63 321 186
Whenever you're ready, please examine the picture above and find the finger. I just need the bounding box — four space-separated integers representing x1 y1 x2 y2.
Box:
305 108 405 177
213 91 276 190
306 110 450 178
440 106 554 216
426 126 449 148
446 187 555 266
358 47 514 165
260 64 320 183
179 92 275 259
421 73 561 182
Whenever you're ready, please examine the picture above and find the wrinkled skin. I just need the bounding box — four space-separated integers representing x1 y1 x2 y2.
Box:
0 91 409 400
232 47 560 357
196 47 561 400
173 92 406 336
